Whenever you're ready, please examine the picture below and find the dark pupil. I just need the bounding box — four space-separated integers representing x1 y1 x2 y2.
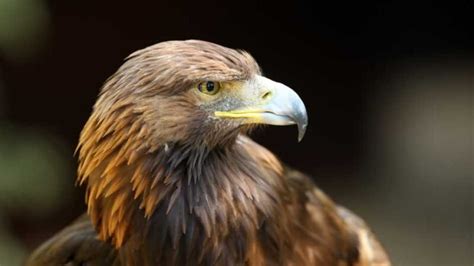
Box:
206 82 215 92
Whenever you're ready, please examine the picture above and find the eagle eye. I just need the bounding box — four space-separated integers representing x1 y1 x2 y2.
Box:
198 81 220 95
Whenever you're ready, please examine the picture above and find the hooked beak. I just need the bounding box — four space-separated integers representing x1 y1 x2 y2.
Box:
215 75 308 141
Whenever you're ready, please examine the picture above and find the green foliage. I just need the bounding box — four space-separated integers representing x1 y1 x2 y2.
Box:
0 0 50 61
0 122 74 265
0 123 73 214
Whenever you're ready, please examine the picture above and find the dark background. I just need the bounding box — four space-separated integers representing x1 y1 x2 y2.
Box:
0 1 472 265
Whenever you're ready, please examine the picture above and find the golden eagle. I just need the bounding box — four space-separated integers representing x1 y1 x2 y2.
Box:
26 40 390 266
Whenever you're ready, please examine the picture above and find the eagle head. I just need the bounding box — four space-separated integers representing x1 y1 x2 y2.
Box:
92 40 307 150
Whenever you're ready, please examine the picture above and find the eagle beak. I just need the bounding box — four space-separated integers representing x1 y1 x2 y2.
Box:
215 75 308 141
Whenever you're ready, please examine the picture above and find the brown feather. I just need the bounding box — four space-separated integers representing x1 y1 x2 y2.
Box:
26 40 390 266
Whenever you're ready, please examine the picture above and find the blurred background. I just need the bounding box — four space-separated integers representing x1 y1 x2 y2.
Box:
0 0 472 265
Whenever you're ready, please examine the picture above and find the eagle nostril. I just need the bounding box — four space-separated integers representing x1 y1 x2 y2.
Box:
261 91 272 100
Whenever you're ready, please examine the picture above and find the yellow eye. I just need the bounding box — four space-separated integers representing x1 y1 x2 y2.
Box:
197 81 220 95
